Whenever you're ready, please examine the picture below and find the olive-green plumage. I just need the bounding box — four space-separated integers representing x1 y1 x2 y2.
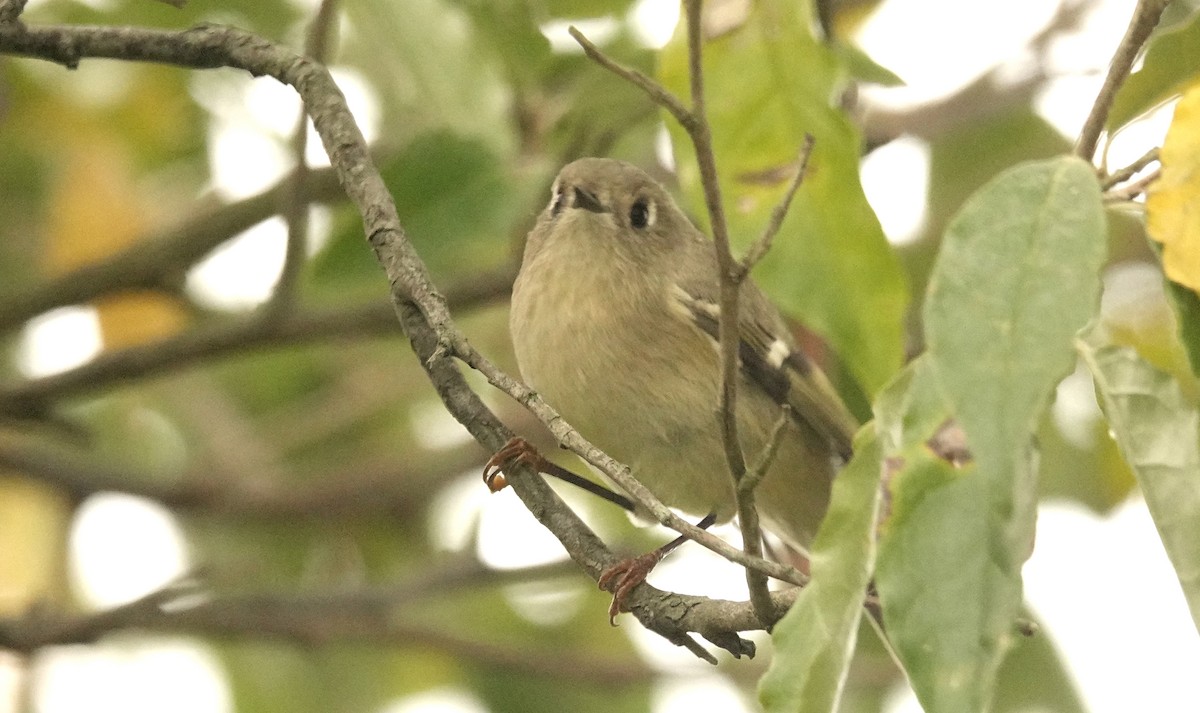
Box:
510 158 857 549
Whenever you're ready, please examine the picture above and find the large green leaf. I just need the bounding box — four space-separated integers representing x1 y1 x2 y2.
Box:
880 156 1106 712
873 357 1029 713
1078 326 1200 632
759 426 882 713
1108 6 1200 132
925 156 1106 483
658 0 907 395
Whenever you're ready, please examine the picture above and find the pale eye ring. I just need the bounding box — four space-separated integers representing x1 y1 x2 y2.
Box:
549 181 565 216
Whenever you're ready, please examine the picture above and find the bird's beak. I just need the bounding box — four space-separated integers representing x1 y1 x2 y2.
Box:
572 186 607 214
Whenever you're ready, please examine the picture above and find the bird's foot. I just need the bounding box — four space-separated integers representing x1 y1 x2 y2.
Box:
482 437 547 492
597 551 664 625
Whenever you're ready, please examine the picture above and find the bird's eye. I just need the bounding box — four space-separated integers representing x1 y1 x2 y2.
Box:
629 198 654 229
549 183 565 216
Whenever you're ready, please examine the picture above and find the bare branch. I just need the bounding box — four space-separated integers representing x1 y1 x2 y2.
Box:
735 405 796 627
1104 165 1161 202
0 434 483 519
0 18 800 656
269 0 341 317
674 0 750 513
0 269 512 419
1101 146 1160 189
567 26 695 131
0 579 658 685
0 167 346 334
0 0 28 25
0 573 796 665
1075 0 1172 161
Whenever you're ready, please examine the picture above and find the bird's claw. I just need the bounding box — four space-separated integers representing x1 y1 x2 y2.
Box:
482 437 545 492
597 551 663 625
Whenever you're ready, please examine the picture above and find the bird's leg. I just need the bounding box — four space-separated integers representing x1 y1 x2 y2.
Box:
597 512 718 625
483 437 635 512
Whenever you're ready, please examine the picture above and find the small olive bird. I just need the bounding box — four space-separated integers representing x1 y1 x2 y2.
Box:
496 158 858 614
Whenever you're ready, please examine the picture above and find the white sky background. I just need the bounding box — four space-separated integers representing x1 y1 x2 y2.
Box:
10 0 1200 712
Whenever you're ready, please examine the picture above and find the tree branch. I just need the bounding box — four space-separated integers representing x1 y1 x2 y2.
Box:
1075 0 1172 161
0 573 797 665
0 268 512 419
0 18 797 659
268 0 340 318
0 434 484 519
569 2 820 627
0 0 27 25
0 578 659 685
740 136 814 275
1101 146 1159 189
0 166 346 334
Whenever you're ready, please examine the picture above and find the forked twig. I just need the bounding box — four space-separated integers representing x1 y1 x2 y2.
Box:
571 0 819 627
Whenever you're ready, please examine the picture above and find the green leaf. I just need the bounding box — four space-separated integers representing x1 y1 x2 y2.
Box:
873 357 1028 713
925 156 1106 480
1108 6 1200 132
658 0 908 395
872 356 951 456
879 156 1106 712
831 41 904 87
759 426 883 713
1078 326 1200 632
1166 276 1200 378
993 611 1087 713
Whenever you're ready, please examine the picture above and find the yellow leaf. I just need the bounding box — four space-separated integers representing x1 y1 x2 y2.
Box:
1147 84 1200 293
46 138 187 349
0 478 70 616
46 141 144 272
95 292 188 351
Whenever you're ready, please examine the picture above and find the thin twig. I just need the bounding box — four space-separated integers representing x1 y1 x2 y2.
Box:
0 166 347 334
0 433 481 519
1104 165 1161 202
675 0 750 508
742 406 791 496
736 407 792 627
728 134 816 627
269 0 341 317
1075 0 1172 160
0 269 512 418
568 5 810 605
740 135 815 275
0 0 28 24
567 26 695 131
678 0 779 626
1101 146 1160 189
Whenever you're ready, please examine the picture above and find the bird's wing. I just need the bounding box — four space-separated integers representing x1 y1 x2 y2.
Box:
673 263 858 460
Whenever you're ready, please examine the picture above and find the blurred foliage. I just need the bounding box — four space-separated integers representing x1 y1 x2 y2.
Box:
0 0 1198 712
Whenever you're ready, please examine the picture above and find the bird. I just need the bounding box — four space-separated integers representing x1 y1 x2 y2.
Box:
497 157 858 615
